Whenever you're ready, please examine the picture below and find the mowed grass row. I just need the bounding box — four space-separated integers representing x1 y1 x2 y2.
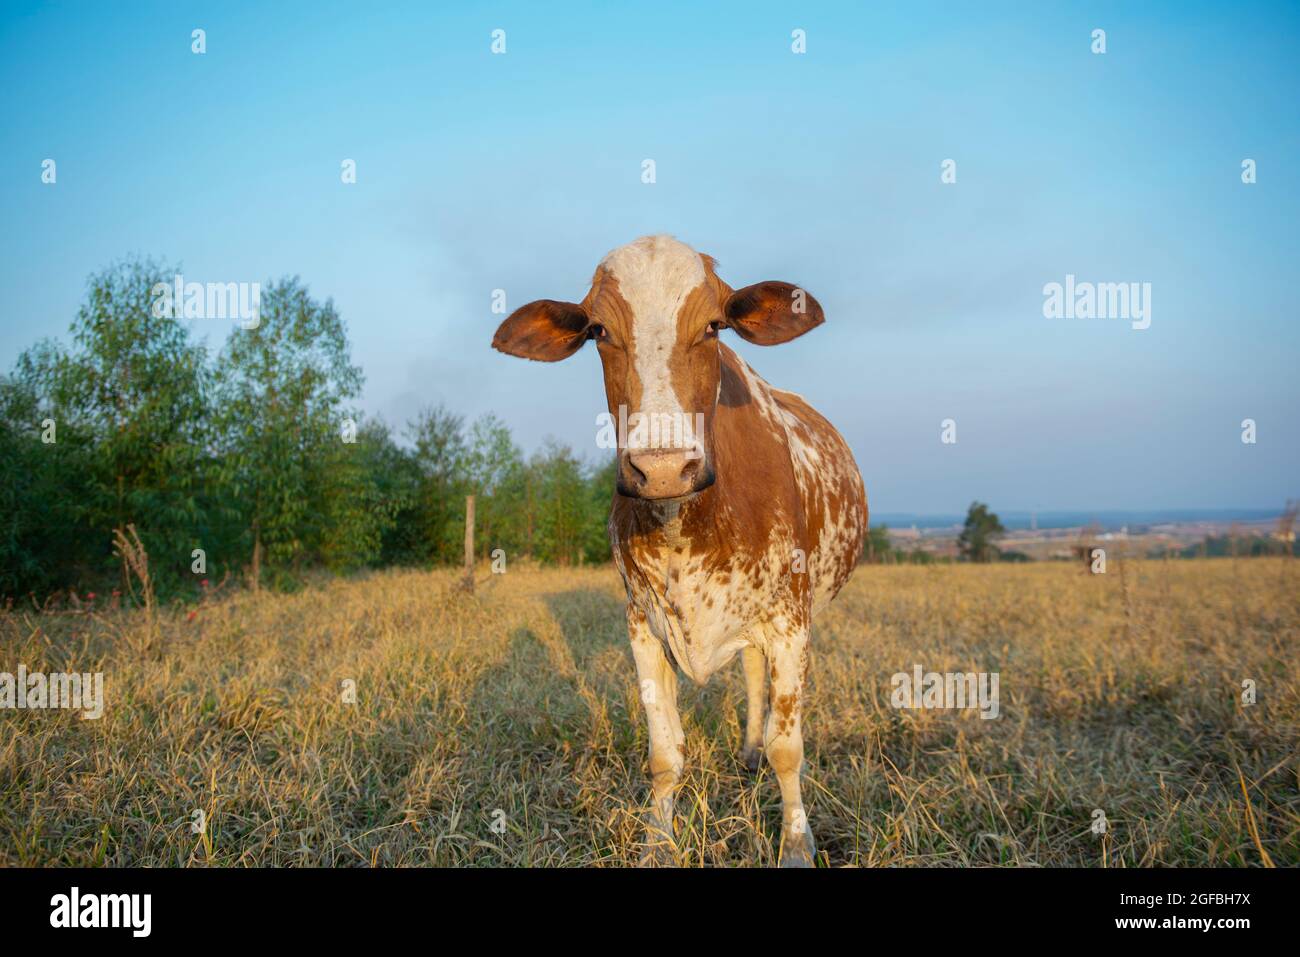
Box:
1 559 1296 866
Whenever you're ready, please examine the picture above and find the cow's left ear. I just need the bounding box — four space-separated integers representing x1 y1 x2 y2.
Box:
721 281 825 346
492 299 591 361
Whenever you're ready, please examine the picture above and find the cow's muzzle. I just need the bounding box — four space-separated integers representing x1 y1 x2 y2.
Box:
617 449 714 500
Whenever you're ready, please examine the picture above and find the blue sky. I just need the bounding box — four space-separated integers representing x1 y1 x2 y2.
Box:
2 1 1296 514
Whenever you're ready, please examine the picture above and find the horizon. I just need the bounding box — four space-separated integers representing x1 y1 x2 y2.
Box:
874 506 1287 532
3 0 1297 514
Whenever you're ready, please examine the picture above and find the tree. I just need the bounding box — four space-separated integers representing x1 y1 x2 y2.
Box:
314 417 404 572
958 501 1005 563
3 258 212 594
0 367 96 595
213 277 363 587
356 418 424 567
862 523 893 563
582 456 618 562
404 405 468 563
463 413 524 561
531 440 589 565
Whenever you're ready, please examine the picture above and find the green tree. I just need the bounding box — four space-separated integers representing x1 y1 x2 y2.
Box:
582 455 618 562
4 258 212 594
958 501 1005 563
314 417 405 572
404 405 468 563
531 440 588 565
463 413 524 561
0 366 96 596
862 523 893 563
489 454 534 560
355 419 424 567
213 277 363 587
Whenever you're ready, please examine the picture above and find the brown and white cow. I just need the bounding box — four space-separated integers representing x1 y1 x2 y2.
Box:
492 235 867 867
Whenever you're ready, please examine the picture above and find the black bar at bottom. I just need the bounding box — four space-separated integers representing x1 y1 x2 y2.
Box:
0 866 1286 943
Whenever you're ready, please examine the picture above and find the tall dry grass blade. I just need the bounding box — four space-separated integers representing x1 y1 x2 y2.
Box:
111 524 158 654
1237 767 1275 868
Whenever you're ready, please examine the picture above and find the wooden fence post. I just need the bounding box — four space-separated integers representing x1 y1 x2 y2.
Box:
462 494 475 593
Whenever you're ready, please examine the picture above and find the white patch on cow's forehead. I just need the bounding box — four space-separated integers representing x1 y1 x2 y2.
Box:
601 235 705 418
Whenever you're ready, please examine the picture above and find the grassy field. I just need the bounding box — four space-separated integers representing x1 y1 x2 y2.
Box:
1 558 1296 867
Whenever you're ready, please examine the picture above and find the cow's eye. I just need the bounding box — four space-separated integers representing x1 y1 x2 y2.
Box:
705 320 722 337
589 324 608 341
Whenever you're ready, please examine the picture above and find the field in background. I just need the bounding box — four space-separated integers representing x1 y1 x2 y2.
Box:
1 560 1296 867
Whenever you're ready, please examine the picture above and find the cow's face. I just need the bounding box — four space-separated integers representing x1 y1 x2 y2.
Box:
492 235 823 500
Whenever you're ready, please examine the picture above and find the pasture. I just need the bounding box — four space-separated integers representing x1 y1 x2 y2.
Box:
1 559 1296 866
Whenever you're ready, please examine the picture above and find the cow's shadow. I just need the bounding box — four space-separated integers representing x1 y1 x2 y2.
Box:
457 589 636 845
541 588 627 667
543 588 740 739
463 589 630 750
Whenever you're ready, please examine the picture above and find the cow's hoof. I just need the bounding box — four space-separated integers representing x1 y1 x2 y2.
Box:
638 837 678 868
638 817 678 867
778 828 817 868
740 745 763 773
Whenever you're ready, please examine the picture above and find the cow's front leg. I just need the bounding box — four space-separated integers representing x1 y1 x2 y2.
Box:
629 609 684 866
765 624 817 867
740 645 766 772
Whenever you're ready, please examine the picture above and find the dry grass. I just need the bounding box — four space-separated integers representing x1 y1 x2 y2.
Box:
1 558 1296 867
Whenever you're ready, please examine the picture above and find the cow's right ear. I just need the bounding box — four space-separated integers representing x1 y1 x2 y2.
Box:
492 299 591 361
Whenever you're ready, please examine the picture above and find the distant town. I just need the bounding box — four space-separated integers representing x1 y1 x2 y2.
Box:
873 508 1297 562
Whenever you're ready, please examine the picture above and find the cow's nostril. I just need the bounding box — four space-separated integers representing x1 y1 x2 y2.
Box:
680 457 700 481
627 457 648 486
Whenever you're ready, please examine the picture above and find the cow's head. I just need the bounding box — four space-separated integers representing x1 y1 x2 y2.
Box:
492 235 823 500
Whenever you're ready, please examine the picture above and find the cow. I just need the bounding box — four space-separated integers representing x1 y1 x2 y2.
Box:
492 235 867 866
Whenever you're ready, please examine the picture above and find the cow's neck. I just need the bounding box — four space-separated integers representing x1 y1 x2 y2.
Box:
631 495 694 545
